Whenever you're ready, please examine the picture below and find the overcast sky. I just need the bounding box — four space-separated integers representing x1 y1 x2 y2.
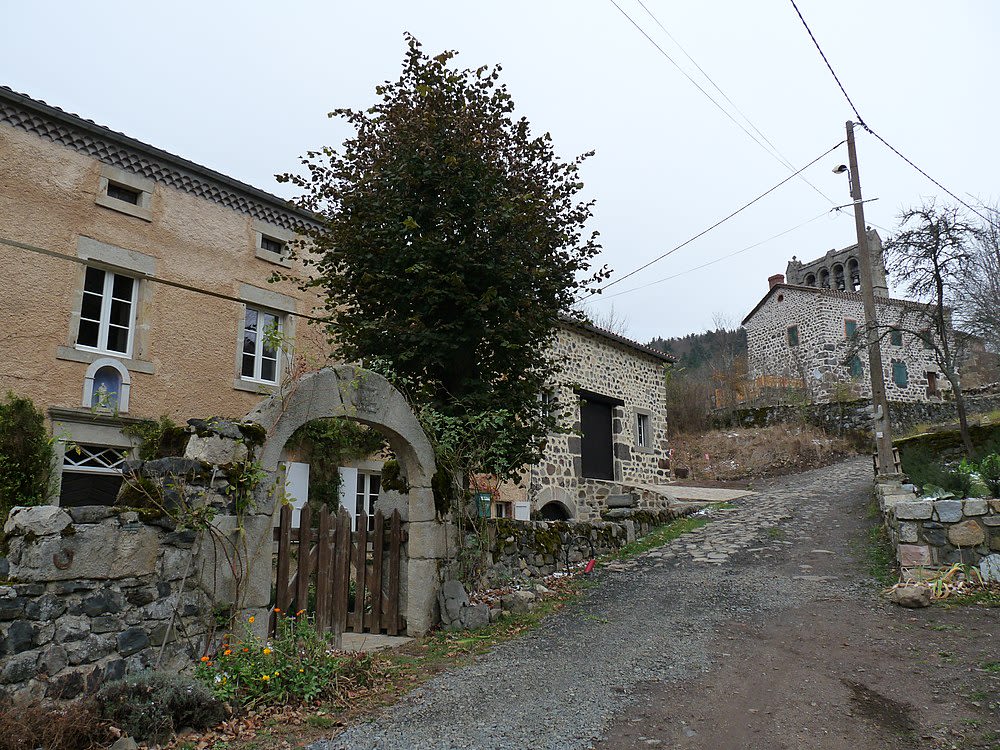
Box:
4 1 997 343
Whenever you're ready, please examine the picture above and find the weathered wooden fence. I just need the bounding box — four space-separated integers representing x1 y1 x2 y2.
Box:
272 504 406 636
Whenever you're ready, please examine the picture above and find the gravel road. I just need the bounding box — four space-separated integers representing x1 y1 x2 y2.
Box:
313 458 999 750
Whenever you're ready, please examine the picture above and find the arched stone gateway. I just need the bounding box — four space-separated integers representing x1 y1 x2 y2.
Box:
246 366 442 636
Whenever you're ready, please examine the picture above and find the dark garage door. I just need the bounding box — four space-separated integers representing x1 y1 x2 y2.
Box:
580 398 614 480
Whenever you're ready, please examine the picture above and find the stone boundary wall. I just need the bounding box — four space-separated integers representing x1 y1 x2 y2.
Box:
476 509 679 585
0 418 277 704
0 505 207 703
876 480 1000 579
714 392 1000 435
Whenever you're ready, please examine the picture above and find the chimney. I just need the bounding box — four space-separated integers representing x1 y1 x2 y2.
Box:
768 273 785 289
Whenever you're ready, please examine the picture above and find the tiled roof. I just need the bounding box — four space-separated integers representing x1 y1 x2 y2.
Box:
741 282 933 326
559 314 674 363
0 85 317 232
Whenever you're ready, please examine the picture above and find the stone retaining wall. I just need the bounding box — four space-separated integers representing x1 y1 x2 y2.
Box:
715 391 1000 435
0 417 277 704
474 509 679 586
876 480 1000 578
0 505 207 703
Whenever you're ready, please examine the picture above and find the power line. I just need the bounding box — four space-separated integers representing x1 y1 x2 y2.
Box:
606 0 805 182
787 0 992 225
630 0 837 207
594 208 832 302
0 235 323 321
787 0 864 125
577 139 846 300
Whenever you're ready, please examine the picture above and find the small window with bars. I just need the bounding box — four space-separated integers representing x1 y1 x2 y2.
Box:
106 182 141 205
260 235 286 256
59 444 129 507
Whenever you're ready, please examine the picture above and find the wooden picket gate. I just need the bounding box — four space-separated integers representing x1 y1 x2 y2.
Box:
272 504 406 636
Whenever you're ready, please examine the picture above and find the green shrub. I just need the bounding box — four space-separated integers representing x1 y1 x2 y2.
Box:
0 392 54 520
195 611 381 706
978 453 1000 496
96 672 226 743
121 415 188 459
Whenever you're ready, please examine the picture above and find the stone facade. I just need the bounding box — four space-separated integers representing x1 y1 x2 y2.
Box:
0 86 330 505
521 319 672 522
877 480 1000 579
743 283 949 405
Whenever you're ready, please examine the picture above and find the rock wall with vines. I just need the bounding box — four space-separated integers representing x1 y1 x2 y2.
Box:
0 417 279 703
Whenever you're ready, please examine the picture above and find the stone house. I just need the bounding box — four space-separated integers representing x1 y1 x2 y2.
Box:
486 316 673 523
743 237 950 405
0 86 675 532
0 86 331 507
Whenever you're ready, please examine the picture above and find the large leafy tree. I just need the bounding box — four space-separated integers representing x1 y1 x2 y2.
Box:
280 36 606 481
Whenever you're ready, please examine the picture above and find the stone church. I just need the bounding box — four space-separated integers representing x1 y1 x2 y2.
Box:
743 232 949 405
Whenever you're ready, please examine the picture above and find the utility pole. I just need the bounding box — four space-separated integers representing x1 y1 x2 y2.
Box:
846 120 897 477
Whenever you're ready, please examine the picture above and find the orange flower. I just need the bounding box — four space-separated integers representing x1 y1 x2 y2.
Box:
263 647 272 655
200 656 210 662
223 649 232 656
248 616 255 624
273 607 282 614
296 609 306 616
242 648 249 653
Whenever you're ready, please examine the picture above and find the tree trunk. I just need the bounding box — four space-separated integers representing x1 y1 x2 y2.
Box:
948 374 975 457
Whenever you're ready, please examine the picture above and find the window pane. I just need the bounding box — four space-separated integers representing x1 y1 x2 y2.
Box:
261 236 284 254
243 331 257 355
106 325 129 353
260 357 276 383
241 353 256 378
111 274 134 301
109 299 131 327
369 475 380 496
80 292 103 321
77 319 100 348
84 267 105 293
107 183 141 205
356 473 365 493
244 308 258 330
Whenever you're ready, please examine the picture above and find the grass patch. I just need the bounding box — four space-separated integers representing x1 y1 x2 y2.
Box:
864 521 897 586
859 494 897 586
602 514 710 561
982 661 1000 674
939 587 1000 609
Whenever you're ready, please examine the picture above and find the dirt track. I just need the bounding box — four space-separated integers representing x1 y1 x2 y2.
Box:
318 459 999 750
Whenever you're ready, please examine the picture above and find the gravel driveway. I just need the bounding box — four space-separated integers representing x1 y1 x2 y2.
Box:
313 458 999 750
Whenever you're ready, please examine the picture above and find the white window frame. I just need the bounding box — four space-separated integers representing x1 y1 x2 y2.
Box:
240 306 283 385
76 267 138 358
62 443 130 476
636 412 650 448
